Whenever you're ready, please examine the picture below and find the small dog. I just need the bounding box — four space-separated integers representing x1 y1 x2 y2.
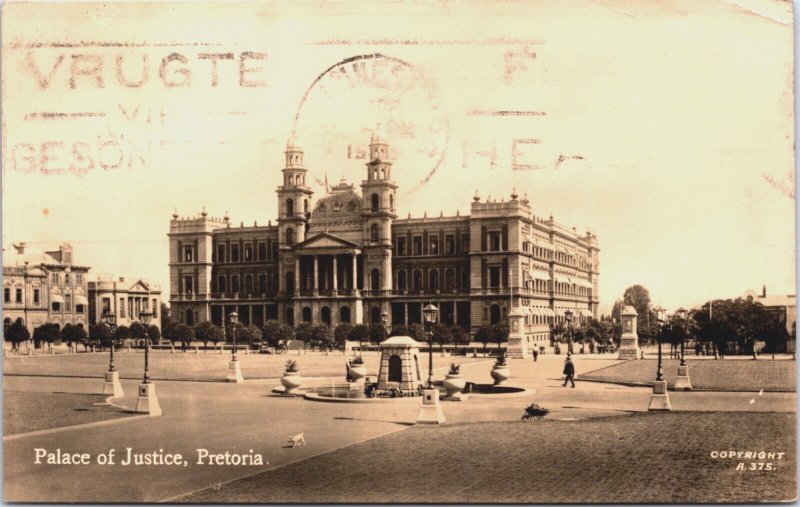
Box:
287 432 305 448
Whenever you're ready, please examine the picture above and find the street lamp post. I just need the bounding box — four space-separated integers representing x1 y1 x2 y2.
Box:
655 311 664 381
675 308 693 391
564 309 574 355
134 310 161 416
417 303 445 424
101 312 123 397
226 311 244 383
648 307 671 411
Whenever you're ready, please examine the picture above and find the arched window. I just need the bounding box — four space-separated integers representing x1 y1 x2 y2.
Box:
232 275 240 294
389 194 394 211
185 308 195 326
286 228 294 245
340 306 350 323
430 270 439 291
218 276 226 294
259 274 267 294
371 193 379 211
371 269 380 291
397 270 407 290
413 270 423 290
286 199 294 215
285 272 295 294
304 199 309 214
65 274 71 286
490 304 501 325
370 224 379 241
321 306 331 326
286 307 294 327
244 275 253 294
302 306 312 323
445 268 455 290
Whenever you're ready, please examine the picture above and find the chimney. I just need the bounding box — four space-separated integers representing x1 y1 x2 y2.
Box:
762 285 767 298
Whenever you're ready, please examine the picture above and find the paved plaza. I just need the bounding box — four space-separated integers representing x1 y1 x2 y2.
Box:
3 352 796 502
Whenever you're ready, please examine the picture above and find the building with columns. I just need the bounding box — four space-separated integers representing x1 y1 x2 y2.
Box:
168 127 600 347
2 242 91 333
88 276 163 330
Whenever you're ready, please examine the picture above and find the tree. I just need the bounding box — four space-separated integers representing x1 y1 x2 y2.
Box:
491 324 509 351
450 325 469 353
6 318 30 352
72 324 88 350
368 323 386 345
234 324 262 349
194 321 224 350
390 324 409 337
431 324 452 349
34 323 60 352
172 324 193 350
348 324 370 350
620 285 657 344
475 325 494 356
129 321 146 343
311 324 333 352
295 322 314 351
146 325 161 345
333 323 353 350
262 320 283 348
407 323 426 342
89 323 113 350
114 325 131 347
160 302 171 331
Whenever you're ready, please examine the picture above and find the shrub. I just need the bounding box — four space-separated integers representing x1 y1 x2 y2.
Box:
448 363 461 375
285 359 298 373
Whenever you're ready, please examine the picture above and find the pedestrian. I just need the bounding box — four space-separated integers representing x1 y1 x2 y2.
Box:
562 355 576 388
532 349 539 362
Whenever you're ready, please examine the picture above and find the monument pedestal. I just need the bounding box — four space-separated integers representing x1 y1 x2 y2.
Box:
135 382 162 416
417 388 446 424
226 359 244 383
648 380 671 411
102 370 124 398
674 365 692 391
618 337 640 360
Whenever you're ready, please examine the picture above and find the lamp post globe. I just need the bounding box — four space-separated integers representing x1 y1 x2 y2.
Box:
422 304 439 388
229 311 239 361
139 310 154 383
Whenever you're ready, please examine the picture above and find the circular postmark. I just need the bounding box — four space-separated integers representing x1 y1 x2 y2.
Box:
293 54 449 196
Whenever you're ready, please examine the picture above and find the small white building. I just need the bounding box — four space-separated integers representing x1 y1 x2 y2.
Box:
88 275 163 331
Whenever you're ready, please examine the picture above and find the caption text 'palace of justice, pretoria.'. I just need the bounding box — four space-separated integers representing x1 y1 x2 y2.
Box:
168 126 600 347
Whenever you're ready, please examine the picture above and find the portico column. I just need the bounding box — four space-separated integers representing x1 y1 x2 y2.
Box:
332 255 338 293
313 256 319 295
294 257 300 295
352 255 358 293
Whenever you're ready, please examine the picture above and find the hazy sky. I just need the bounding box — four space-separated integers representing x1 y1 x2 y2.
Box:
2 0 795 314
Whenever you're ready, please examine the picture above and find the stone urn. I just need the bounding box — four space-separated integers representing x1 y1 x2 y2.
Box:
490 357 510 386
443 371 467 401
281 360 302 395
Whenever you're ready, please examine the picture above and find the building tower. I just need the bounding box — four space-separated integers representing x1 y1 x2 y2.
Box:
361 124 398 323
277 133 313 249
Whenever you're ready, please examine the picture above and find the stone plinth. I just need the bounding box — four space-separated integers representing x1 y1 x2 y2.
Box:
377 336 424 395
417 388 446 424
506 307 530 359
618 305 640 360
135 382 162 416
648 380 671 411
226 359 244 382
674 365 692 391
102 370 124 398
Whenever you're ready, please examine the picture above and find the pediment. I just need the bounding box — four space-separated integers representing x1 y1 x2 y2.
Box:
128 280 150 292
295 233 360 250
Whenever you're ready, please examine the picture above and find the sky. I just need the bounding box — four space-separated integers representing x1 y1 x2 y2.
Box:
2 0 795 315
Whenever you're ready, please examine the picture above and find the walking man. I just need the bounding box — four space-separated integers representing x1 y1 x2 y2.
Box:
562 355 576 388
532 349 539 362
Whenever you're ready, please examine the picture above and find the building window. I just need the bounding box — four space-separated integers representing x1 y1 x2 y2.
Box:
413 270 423 290
218 276 226 293
102 298 111 315
217 244 226 263
244 244 253 261
286 199 294 216
120 298 126 318
271 242 279 260
445 269 456 290
489 231 501 251
371 193 379 211
397 271 407 290
52 302 61 312
65 274 71 286
33 289 40 305
286 228 294 245
65 294 72 312
445 235 455 255
370 224 379 242
184 246 194 262
15 288 22 303
76 274 83 285
245 275 253 294
152 300 158 317
76 304 85 313
412 236 423 256
232 275 240 293
489 267 501 288
258 243 267 261
184 276 194 294
259 274 267 294
462 234 470 253
429 270 439 291
396 237 407 256
231 244 240 262
3 288 9 303
429 237 439 255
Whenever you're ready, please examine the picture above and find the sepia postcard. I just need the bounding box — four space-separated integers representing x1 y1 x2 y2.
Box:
1 0 796 503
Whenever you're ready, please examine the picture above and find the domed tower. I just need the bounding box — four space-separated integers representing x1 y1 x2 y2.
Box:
277 133 313 249
361 124 397 305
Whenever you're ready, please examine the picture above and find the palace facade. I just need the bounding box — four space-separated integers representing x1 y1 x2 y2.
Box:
168 129 600 345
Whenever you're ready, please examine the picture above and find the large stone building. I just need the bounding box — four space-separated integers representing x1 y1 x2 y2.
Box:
88 275 163 331
2 242 90 333
168 129 600 346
